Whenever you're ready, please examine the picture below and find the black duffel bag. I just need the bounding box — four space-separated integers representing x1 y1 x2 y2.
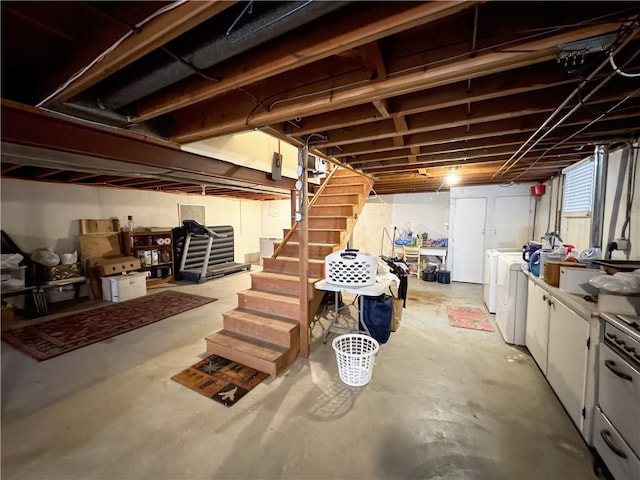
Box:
359 294 393 344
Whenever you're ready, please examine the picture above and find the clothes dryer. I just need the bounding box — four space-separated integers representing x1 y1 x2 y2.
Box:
483 249 521 313
496 255 528 345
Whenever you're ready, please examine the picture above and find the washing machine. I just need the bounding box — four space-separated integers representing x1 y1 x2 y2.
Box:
483 248 522 313
495 255 528 345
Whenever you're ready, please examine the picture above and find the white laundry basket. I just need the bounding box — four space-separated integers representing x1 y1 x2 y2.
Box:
325 249 377 287
332 334 379 386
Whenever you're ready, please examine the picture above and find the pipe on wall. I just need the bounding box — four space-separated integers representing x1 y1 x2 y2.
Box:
591 144 608 248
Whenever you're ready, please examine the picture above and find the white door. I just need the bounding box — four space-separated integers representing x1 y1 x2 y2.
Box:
546 299 589 430
488 196 532 249
452 197 486 283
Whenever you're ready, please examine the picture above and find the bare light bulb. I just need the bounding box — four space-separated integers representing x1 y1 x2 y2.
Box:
445 172 459 185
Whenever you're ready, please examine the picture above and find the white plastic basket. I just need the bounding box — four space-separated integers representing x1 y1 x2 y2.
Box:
325 249 377 287
332 334 379 387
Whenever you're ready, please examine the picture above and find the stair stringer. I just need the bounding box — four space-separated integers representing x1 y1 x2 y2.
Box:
204 167 373 375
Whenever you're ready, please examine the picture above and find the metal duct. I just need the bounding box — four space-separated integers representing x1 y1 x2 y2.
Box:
52 101 167 138
591 144 608 248
100 1 346 110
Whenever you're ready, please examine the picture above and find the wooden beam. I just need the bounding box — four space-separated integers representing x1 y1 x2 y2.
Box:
1 99 296 191
321 85 602 148
333 109 640 158
170 23 620 142
1 164 23 174
132 1 476 122
358 41 388 81
2 6 75 41
66 171 101 181
372 100 391 118
41 1 235 105
289 64 579 137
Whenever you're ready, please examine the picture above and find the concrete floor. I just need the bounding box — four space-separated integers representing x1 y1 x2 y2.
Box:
1 269 598 479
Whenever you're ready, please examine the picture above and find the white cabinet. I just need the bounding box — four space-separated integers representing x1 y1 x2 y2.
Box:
526 280 551 374
526 278 590 433
546 298 590 430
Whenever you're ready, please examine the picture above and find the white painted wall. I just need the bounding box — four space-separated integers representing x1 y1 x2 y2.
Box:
182 131 299 179
532 175 562 243
0 178 264 262
353 192 450 256
260 199 291 238
532 145 640 259
448 183 535 282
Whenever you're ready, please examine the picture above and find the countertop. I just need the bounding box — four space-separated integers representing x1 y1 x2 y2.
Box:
525 271 600 320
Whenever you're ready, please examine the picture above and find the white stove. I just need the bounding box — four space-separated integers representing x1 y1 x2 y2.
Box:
593 311 640 479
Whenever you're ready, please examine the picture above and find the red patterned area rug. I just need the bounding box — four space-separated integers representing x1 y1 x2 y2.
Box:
172 354 268 407
447 306 494 332
2 291 217 361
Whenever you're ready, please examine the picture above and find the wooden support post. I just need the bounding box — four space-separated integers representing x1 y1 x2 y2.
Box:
298 147 310 358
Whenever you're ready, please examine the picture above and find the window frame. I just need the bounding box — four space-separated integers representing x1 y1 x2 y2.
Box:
561 157 595 218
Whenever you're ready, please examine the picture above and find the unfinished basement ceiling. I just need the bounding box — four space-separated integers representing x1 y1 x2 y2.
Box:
1 1 639 197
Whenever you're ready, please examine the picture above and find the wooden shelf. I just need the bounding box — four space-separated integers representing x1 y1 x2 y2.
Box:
121 230 174 283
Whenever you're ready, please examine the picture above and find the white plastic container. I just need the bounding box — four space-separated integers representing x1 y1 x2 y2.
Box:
101 272 147 302
325 249 377 287
559 268 601 295
0 266 26 292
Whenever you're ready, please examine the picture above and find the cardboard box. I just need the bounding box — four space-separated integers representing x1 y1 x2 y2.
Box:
1 304 15 323
101 272 147 302
598 293 640 316
93 256 141 276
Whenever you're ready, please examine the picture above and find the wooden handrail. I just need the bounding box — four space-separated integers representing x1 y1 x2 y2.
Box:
272 163 339 259
272 163 372 259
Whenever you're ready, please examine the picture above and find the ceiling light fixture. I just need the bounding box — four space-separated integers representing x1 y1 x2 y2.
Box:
445 167 460 185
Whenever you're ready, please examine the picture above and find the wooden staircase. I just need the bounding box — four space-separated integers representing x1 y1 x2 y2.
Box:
204 167 373 375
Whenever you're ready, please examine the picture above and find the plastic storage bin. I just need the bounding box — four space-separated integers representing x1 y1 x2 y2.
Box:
101 272 147 302
325 249 377 287
332 334 379 386
0 266 26 292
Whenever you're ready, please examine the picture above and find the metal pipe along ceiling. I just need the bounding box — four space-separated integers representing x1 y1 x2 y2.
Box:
100 1 346 111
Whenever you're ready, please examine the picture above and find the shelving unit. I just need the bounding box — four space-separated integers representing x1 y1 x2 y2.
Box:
121 230 174 286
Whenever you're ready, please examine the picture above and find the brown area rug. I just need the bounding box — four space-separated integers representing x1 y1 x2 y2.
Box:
447 306 494 332
2 290 217 361
172 354 268 407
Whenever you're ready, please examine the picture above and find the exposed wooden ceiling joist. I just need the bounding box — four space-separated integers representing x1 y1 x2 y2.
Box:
2 1 638 196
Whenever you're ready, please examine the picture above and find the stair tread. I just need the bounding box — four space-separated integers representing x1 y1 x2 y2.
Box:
324 183 367 186
286 228 343 232
279 241 338 248
269 256 325 264
240 289 300 303
205 330 288 361
310 192 360 196
309 203 358 207
224 308 298 331
252 271 322 282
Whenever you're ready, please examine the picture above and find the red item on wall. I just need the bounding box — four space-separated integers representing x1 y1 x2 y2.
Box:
530 184 546 196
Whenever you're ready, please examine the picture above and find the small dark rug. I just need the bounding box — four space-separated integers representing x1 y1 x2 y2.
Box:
171 354 268 407
447 306 494 332
2 290 217 361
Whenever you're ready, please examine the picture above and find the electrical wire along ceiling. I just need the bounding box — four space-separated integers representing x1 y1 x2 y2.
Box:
1 1 639 198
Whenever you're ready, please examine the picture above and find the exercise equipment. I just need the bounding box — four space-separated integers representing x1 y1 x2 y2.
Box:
174 221 250 283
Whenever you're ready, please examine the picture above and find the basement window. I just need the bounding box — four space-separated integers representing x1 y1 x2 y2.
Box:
562 158 594 217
